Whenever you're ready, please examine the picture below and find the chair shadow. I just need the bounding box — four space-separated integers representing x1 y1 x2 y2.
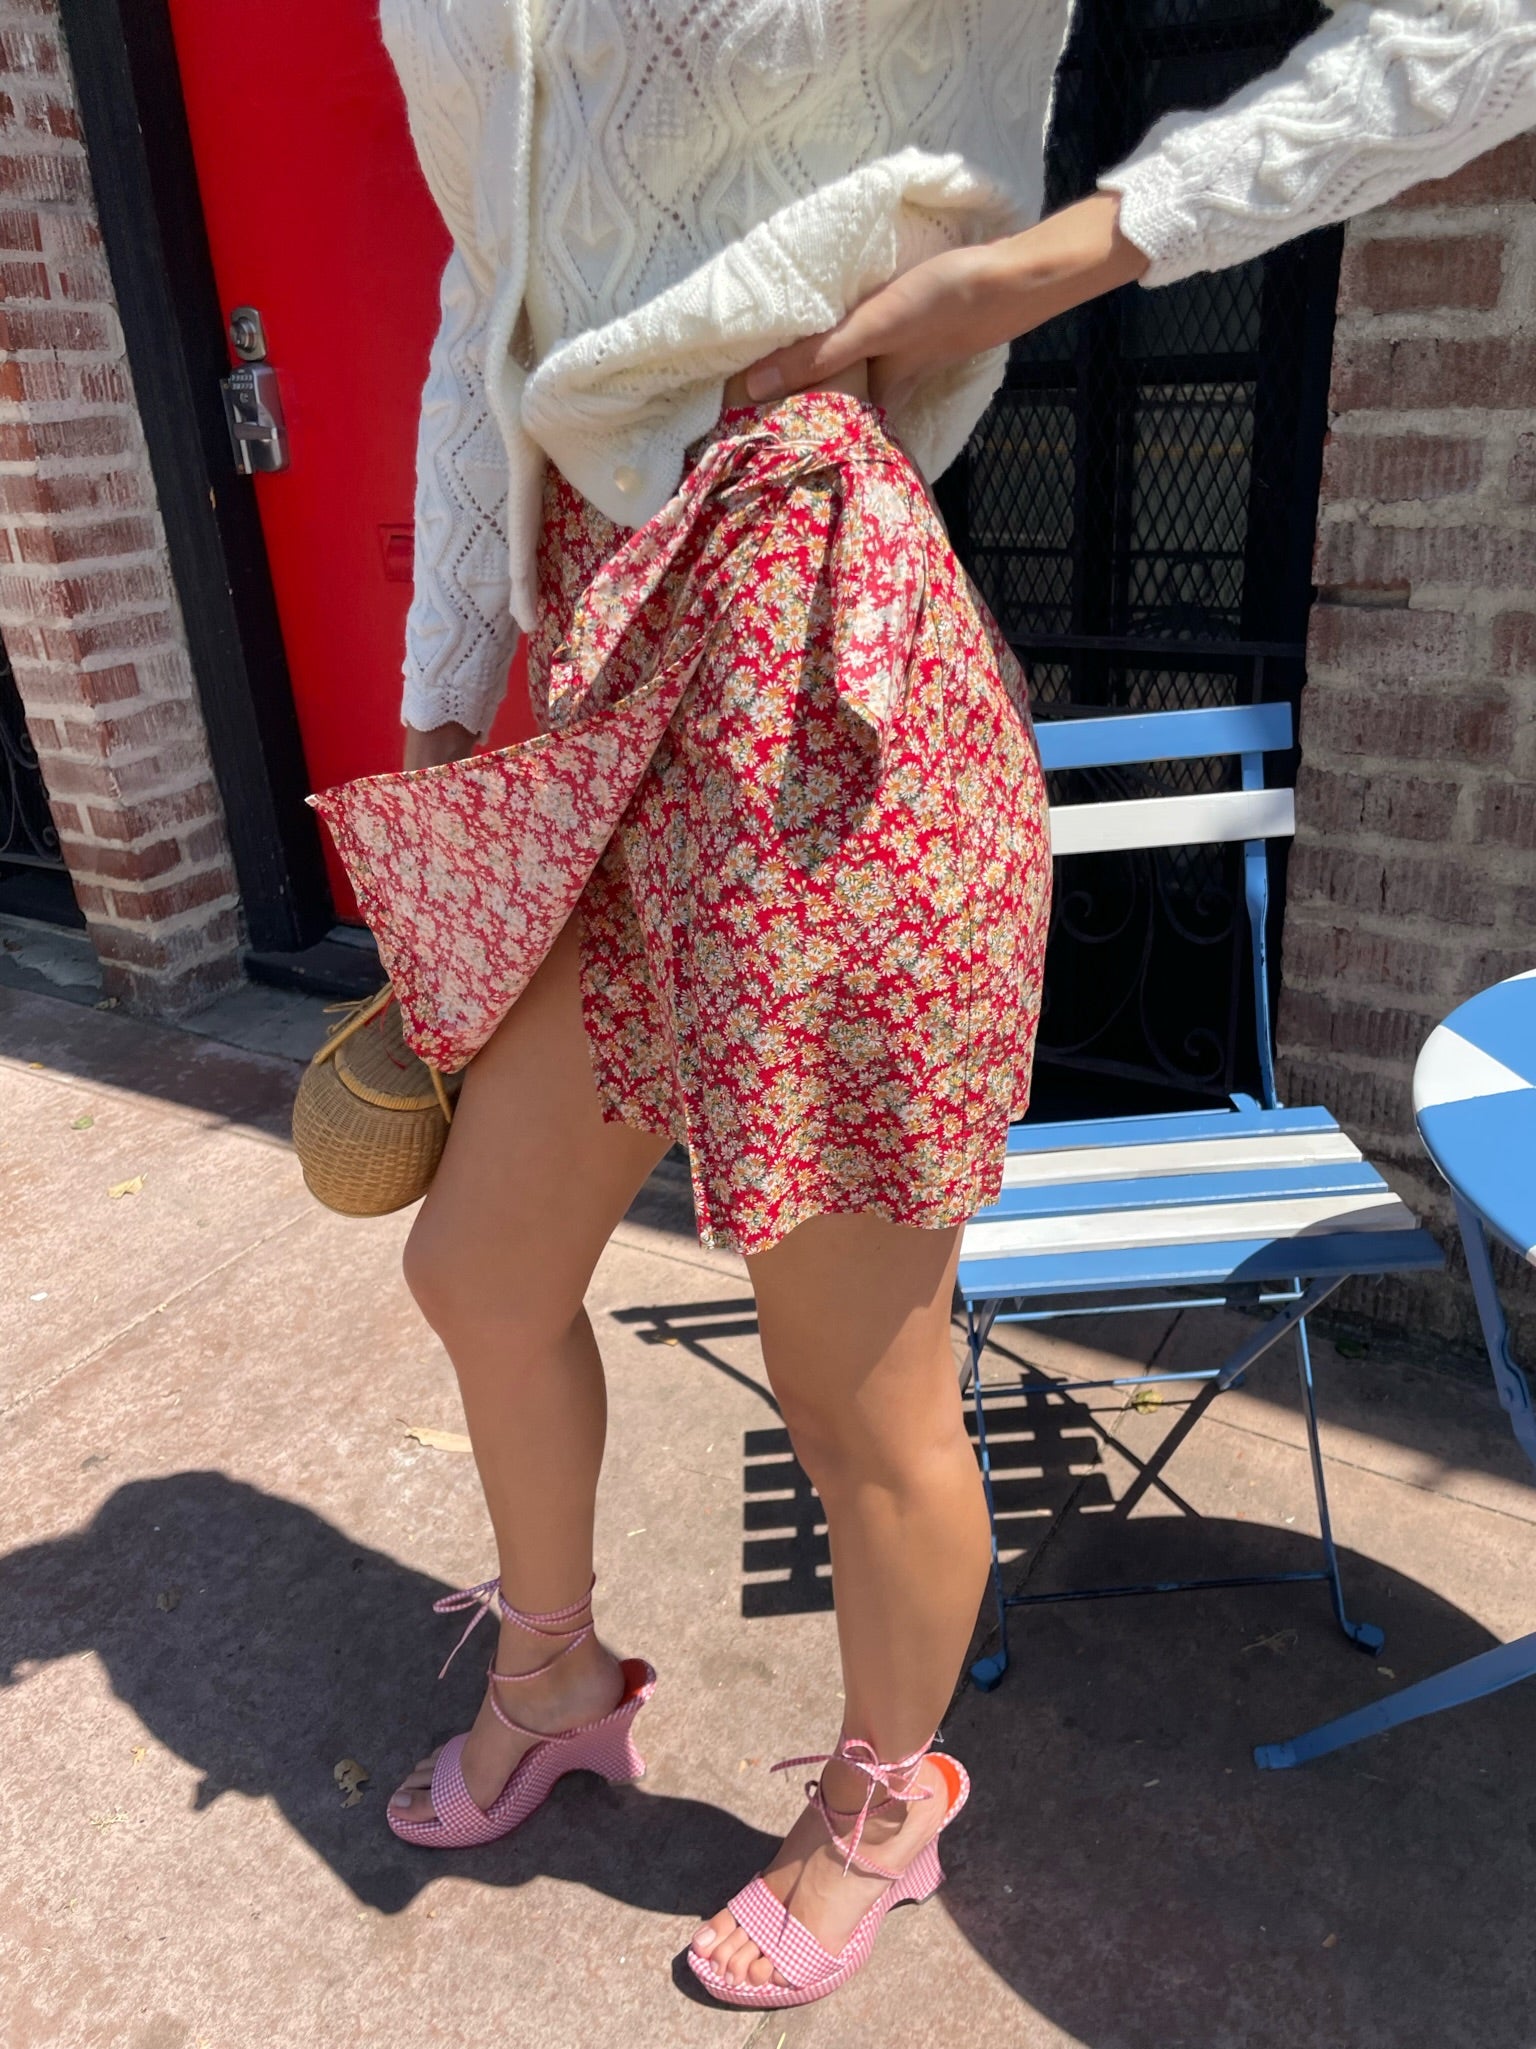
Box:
609 1296 778 1416
0 1471 773 1917
933 1366 1536 2048
740 1424 832 1617
736 1372 1128 1621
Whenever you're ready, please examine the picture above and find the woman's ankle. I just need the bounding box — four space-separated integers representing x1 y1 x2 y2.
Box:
819 1755 874 1815
815 1751 941 1858
491 1622 619 1705
819 1748 925 1814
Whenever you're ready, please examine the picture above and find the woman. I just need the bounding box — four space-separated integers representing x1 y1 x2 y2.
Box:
323 0 1535 2011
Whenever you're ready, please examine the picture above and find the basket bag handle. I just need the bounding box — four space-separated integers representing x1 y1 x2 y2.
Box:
311 984 455 1124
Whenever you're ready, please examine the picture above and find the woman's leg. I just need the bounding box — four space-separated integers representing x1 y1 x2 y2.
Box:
391 916 670 1820
691 1212 990 1986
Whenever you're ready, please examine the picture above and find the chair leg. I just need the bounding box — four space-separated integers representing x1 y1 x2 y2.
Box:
967 1310 1012 1691
1255 1630 1536 1769
1295 1316 1384 1655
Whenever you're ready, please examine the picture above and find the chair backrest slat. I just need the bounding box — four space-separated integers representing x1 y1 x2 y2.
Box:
1047 787 1294 858
1033 702 1293 774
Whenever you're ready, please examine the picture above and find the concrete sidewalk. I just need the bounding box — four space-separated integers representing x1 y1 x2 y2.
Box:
2 981 1534 2049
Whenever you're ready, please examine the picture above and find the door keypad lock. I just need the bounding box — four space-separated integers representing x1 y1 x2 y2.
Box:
221 362 290 475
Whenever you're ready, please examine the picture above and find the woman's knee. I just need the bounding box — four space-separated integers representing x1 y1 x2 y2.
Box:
400 1209 455 1328
776 1380 968 1499
401 1204 579 1355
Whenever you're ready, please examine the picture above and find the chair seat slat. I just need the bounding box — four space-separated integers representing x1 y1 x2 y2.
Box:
958 1226 1445 1305
980 1161 1385 1224
1000 1129 1362 1189
962 1190 1416 1262
1004 1105 1340 1154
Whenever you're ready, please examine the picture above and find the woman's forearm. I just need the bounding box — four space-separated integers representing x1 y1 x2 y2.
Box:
744 193 1150 409
979 193 1152 342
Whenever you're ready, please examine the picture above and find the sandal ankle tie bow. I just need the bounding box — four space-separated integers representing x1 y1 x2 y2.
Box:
772 1736 934 1875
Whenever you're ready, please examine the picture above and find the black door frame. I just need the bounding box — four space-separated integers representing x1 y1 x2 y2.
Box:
55 0 331 954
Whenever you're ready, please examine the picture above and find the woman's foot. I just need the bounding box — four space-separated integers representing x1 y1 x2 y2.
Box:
689 1753 950 1989
391 1613 625 1822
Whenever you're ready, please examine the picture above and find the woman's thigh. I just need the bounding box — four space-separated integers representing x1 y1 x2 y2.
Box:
405 915 671 1336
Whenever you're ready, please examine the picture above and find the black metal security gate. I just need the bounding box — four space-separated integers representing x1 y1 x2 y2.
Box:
940 0 1342 1115
0 637 81 926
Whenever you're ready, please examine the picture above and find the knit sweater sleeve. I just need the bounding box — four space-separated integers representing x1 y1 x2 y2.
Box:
380 0 521 736
1099 0 1536 287
399 248 519 738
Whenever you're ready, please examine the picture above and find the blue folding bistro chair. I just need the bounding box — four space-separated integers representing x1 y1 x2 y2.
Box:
959 697 1445 1690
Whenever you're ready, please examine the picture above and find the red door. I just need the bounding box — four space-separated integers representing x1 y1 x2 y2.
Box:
165 1 533 919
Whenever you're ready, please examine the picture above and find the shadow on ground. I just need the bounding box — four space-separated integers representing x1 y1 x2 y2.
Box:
610 1296 778 1416
0 987 301 1137
0 1472 773 1918
940 1507 1536 2049
6 1435 1533 2043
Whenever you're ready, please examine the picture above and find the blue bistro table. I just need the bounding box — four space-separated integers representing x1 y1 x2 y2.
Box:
1257 969 1536 1769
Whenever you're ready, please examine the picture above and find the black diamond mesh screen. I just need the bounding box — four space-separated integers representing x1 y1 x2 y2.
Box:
938 0 1344 1112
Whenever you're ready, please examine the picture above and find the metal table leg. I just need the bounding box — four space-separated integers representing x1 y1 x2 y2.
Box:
1255 1196 1535 1768
1255 1631 1536 1769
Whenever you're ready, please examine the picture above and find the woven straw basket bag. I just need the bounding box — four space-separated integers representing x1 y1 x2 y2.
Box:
292 984 461 1216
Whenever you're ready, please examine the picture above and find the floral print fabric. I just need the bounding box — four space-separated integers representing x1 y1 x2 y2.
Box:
313 392 1051 1253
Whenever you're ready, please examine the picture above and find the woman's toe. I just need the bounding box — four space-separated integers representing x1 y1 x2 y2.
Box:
745 1952 779 1988
691 1908 735 1958
724 1936 762 1984
710 1929 750 1980
390 1752 443 1821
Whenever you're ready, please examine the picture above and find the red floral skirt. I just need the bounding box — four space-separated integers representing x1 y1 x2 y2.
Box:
316 392 1051 1254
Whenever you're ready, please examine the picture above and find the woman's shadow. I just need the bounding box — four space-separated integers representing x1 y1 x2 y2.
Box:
0 1470 772 1915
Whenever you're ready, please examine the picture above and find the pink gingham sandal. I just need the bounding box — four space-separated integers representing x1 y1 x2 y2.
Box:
388 1575 654 1850
686 1735 970 2009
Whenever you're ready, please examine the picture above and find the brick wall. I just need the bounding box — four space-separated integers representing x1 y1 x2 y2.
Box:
0 0 243 1015
1281 133 1536 1354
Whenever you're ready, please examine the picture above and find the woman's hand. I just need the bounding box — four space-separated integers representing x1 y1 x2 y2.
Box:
403 720 477 771
743 192 1151 414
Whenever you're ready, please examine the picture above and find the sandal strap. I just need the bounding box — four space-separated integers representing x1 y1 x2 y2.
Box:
724 1875 841 1990
432 1574 595 1681
772 1734 934 1877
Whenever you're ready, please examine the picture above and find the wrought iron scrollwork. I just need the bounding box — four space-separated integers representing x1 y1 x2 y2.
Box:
1038 794 1244 1096
1 645 65 871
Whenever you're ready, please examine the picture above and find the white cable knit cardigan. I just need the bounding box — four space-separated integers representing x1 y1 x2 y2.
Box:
381 0 1536 737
